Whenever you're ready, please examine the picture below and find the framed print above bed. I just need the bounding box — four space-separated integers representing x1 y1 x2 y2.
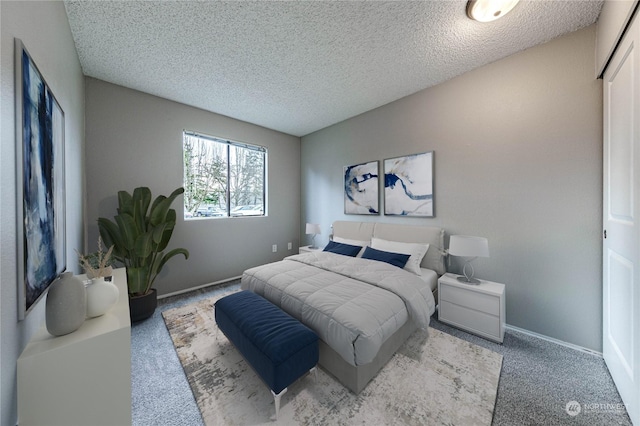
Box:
16 38 66 320
384 151 434 217
344 160 379 215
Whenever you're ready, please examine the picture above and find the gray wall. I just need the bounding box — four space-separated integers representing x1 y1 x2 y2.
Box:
0 2 85 424
84 78 301 295
301 26 603 351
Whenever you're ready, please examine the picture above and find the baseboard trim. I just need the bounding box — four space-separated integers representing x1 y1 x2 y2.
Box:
505 324 603 358
158 276 242 300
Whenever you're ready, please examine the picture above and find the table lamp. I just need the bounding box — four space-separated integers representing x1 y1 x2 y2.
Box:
305 223 321 249
448 235 489 284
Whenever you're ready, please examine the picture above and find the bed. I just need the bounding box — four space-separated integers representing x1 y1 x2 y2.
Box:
240 221 446 393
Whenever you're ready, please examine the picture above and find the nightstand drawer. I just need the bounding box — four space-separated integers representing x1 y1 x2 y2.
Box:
439 300 500 339
440 284 499 315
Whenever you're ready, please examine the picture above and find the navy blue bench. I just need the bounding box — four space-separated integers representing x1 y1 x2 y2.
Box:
214 291 319 419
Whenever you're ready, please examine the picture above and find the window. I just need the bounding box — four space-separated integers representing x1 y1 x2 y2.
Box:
183 131 266 219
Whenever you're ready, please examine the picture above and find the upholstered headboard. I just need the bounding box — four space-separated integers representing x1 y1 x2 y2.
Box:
332 221 446 275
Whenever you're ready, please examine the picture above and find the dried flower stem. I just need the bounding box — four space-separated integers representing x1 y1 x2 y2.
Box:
77 236 114 278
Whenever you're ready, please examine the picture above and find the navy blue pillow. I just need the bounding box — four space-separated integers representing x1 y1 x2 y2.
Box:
323 240 362 257
361 246 410 269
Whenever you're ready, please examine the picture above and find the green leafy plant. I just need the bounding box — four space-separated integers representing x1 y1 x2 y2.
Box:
97 187 189 296
76 236 114 279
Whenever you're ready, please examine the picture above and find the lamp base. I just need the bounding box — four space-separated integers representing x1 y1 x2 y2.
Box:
457 276 481 285
459 260 481 284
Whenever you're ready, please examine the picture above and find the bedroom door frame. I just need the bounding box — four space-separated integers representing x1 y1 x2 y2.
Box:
603 10 640 425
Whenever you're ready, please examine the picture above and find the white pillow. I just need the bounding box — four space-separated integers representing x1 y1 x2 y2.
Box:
371 237 429 276
333 236 369 257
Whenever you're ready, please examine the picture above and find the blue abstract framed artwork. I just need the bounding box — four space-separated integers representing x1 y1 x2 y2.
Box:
344 160 379 215
15 39 66 320
384 152 434 217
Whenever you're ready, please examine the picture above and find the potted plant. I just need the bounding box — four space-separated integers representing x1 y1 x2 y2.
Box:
77 236 119 318
76 236 114 279
97 186 189 322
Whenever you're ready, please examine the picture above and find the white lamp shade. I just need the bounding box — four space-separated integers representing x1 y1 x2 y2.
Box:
305 223 321 235
448 235 489 258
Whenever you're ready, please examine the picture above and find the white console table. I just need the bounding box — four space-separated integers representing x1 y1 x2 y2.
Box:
17 268 131 425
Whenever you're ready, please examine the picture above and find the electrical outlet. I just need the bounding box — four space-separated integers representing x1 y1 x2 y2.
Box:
288 242 292 250
272 244 277 253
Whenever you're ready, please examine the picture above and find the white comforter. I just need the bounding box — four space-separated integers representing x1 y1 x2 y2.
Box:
240 252 436 366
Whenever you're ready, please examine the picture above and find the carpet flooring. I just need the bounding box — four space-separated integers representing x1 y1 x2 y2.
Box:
131 281 632 425
162 291 502 425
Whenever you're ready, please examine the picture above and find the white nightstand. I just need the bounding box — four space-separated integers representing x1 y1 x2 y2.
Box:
299 245 322 254
438 273 506 343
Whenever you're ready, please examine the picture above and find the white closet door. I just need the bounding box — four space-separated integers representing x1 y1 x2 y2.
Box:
603 11 640 425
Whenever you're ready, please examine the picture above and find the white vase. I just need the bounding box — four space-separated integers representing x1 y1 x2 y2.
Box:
85 277 119 318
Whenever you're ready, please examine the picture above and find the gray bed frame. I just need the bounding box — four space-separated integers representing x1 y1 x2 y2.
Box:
318 221 446 394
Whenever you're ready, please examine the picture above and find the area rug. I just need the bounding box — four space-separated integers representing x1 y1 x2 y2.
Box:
162 291 503 425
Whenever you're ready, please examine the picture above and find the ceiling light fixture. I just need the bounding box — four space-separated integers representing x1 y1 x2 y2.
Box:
467 0 520 22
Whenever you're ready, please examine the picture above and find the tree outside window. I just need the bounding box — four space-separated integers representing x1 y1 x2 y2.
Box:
183 131 265 219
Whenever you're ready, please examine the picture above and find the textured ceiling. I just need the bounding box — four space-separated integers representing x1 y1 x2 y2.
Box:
64 1 603 137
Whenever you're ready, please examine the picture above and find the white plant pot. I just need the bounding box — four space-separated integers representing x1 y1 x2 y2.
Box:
85 277 119 318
